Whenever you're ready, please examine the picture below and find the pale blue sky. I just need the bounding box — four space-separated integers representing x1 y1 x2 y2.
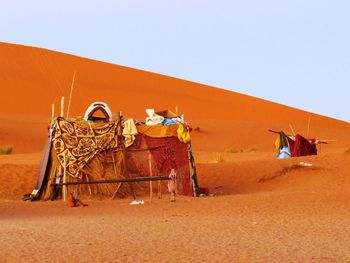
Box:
1 1 349 121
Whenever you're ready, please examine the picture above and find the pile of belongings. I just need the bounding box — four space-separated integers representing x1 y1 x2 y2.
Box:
275 131 318 159
122 108 192 148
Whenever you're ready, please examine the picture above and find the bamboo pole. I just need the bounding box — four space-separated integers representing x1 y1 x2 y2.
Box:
66 72 76 119
84 172 92 196
60 96 65 117
51 103 55 124
111 183 122 199
289 124 296 136
148 152 153 200
63 154 67 202
157 175 162 199
307 117 311 137
53 176 170 186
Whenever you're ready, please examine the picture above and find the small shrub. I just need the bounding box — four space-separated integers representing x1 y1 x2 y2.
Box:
247 146 257 153
0 146 13 155
226 147 240 153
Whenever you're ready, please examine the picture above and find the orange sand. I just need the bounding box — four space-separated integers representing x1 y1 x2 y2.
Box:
0 42 349 153
1 42 350 262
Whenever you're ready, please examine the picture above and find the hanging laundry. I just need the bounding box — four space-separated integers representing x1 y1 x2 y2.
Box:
177 124 191 143
122 118 138 147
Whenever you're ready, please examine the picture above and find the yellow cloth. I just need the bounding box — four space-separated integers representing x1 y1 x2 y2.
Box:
122 119 138 147
177 124 191 143
275 137 281 153
137 124 178 138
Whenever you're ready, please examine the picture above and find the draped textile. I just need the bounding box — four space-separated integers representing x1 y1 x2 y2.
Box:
144 135 192 196
127 134 193 196
52 118 118 178
137 124 178 138
292 134 317 157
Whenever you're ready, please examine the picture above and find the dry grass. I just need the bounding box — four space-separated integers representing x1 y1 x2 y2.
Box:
0 146 13 155
216 154 224 163
247 146 257 153
226 147 241 153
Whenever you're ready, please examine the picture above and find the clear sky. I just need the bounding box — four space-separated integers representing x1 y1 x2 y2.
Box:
1 1 349 122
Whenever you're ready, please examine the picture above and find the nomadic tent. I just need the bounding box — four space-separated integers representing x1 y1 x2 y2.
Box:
272 130 318 159
24 103 199 201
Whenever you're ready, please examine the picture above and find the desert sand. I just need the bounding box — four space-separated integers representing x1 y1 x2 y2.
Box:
1 42 350 262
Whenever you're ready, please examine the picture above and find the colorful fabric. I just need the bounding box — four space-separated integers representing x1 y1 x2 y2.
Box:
144 135 192 196
52 117 118 178
137 124 179 138
162 118 176 126
275 136 280 153
177 124 191 143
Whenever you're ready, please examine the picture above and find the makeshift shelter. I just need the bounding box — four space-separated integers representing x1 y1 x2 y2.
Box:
272 130 318 159
24 104 199 201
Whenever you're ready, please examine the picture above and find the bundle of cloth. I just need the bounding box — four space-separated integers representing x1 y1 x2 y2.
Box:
144 109 191 144
275 132 317 159
145 109 164 126
275 131 292 159
145 109 187 126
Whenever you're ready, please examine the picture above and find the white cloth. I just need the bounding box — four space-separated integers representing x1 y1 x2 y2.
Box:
83 101 113 121
145 109 164 126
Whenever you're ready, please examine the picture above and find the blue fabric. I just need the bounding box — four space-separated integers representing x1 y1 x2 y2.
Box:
162 118 176 126
277 146 291 159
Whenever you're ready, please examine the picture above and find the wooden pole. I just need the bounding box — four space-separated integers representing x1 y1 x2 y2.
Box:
58 165 62 198
66 72 76 119
289 123 296 136
149 152 153 200
60 96 65 117
63 154 67 202
51 103 55 124
84 172 92 196
54 176 170 186
307 117 311 137
157 173 162 199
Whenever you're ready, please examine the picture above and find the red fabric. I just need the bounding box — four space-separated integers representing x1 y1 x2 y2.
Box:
127 135 193 196
144 135 192 196
289 134 317 157
294 134 317 156
287 137 296 156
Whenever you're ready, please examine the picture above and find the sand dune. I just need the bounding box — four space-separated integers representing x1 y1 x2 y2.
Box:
0 42 349 153
1 42 350 262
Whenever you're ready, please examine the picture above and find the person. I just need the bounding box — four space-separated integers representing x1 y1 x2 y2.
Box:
168 168 177 202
